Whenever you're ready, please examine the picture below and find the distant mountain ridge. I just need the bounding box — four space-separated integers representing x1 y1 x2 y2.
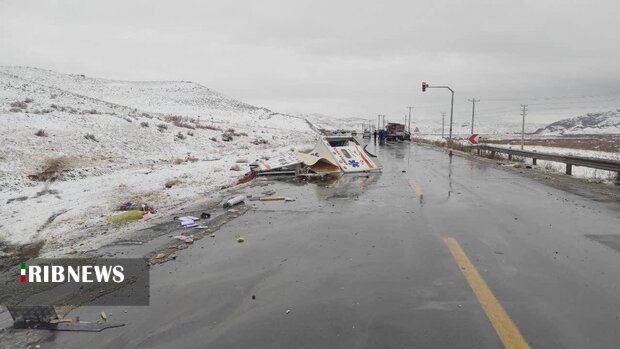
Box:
535 110 620 135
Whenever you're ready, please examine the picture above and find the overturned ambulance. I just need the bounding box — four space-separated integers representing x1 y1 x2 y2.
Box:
250 136 382 176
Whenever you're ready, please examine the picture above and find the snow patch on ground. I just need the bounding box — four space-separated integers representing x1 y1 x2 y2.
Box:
0 66 321 256
487 144 619 183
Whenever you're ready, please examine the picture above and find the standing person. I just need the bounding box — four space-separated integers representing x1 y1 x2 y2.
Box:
373 129 377 144
379 129 387 145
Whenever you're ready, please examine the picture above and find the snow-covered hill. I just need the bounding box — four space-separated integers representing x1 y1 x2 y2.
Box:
299 113 367 131
0 66 322 256
535 110 620 135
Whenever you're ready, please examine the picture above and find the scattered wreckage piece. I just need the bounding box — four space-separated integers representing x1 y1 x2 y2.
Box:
248 136 383 178
297 140 341 174
250 153 301 173
223 195 245 208
107 210 144 222
319 136 382 173
259 195 286 201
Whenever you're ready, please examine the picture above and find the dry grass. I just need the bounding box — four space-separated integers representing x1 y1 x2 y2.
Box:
84 133 98 142
165 178 181 188
195 124 221 131
165 115 196 129
157 124 168 132
10 101 28 109
29 156 75 181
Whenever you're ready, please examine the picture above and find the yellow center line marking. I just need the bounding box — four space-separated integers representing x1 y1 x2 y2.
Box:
444 237 530 349
408 179 423 198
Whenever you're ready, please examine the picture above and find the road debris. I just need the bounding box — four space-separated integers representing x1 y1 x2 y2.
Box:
110 240 144 246
260 195 286 201
107 210 144 222
250 153 301 175
223 195 245 208
179 217 198 228
100 311 107 321
235 170 257 185
175 232 195 244
237 237 245 243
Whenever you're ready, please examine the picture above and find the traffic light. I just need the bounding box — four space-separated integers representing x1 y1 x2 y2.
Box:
422 81 428 92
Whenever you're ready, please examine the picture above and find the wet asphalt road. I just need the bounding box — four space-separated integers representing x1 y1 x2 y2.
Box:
43 141 620 348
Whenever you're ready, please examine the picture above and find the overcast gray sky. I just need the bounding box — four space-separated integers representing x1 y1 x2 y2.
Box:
1 0 619 124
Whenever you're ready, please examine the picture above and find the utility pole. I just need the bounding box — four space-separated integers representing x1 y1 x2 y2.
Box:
407 106 414 133
520 104 528 150
422 82 455 142
441 112 446 139
468 98 479 135
377 115 381 131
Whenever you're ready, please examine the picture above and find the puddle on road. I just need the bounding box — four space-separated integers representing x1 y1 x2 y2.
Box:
585 234 620 253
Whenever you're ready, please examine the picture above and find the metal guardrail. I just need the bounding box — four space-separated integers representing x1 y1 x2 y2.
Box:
473 145 620 177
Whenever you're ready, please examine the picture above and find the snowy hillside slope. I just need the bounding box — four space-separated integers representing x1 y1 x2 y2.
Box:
300 113 367 131
0 66 312 133
535 110 620 135
0 66 320 256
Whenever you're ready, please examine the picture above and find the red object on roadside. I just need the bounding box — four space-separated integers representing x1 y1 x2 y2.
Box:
468 134 479 145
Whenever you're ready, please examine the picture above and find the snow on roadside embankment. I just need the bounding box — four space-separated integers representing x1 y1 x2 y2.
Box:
490 144 620 183
0 66 317 256
410 134 619 183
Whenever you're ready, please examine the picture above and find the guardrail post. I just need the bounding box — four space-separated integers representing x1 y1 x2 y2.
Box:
532 158 537 165
508 154 512 160
616 172 620 186
491 151 495 159
566 164 572 175
477 148 481 155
